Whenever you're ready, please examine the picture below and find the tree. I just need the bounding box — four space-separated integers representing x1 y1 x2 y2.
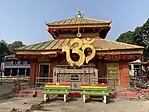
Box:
0 40 26 63
0 39 7 45
0 42 10 63
8 41 25 53
116 18 149 60
116 31 135 44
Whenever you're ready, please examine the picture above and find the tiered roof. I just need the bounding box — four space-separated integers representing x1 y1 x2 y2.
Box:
17 38 143 51
47 11 112 39
47 17 111 27
15 11 144 59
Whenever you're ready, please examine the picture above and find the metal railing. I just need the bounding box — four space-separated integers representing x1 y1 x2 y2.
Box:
0 76 29 83
4 63 30 66
36 76 123 89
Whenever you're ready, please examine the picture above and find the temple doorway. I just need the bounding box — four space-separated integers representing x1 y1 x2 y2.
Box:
38 64 49 83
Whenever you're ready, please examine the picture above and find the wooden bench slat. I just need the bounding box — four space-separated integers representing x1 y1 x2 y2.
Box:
81 84 108 87
80 88 108 91
81 92 109 96
46 83 71 86
45 85 70 88
81 86 107 89
44 87 71 90
43 91 69 95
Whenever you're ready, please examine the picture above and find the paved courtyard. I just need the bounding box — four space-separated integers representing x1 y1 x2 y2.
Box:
31 99 149 112
0 97 149 112
0 83 13 95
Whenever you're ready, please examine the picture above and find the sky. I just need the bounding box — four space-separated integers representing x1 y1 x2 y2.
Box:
0 0 149 45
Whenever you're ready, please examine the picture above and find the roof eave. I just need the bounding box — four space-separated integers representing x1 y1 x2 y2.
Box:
48 25 111 30
47 23 111 27
96 47 144 51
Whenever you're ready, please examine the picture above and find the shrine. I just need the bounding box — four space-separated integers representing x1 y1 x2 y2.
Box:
15 11 144 89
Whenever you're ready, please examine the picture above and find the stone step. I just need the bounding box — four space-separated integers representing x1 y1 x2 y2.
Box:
19 90 34 94
16 93 34 98
11 87 27 93
36 90 43 97
115 91 138 99
16 89 37 98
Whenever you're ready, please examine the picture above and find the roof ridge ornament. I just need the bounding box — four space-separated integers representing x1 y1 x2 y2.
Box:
77 28 82 37
77 10 83 18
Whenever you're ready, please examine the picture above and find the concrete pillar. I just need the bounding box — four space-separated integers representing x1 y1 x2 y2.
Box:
17 68 19 76
2 69 4 77
10 68 12 77
1 63 4 77
131 64 134 76
25 68 27 76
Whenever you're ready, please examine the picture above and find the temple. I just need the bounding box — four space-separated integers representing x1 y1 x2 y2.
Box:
15 11 144 89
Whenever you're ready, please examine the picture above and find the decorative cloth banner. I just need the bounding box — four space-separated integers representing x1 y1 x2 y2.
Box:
16 53 57 60
98 54 143 60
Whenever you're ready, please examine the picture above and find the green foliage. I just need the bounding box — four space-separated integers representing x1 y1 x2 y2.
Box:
8 41 25 53
116 19 149 60
0 40 7 45
116 31 135 44
0 40 25 63
0 41 9 63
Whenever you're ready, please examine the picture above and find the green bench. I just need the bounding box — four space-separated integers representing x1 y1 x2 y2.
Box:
43 82 71 102
80 83 110 104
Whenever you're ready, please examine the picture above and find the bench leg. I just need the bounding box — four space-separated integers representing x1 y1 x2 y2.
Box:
64 94 67 102
44 94 47 102
83 95 86 103
103 96 107 104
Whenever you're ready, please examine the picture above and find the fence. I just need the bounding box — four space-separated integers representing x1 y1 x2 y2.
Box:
0 76 29 83
35 76 127 90
130 67 147 89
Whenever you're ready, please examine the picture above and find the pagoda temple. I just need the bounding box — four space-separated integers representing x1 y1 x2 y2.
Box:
15 11 144 89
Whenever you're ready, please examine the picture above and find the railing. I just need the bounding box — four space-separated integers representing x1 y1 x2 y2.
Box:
4 63 30 67
0 76 29 83
36 77 53 84
36 77 123 89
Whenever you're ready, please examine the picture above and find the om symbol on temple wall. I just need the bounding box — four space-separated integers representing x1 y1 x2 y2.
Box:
62 38 96 66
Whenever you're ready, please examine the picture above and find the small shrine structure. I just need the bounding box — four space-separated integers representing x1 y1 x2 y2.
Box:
15 11 144 89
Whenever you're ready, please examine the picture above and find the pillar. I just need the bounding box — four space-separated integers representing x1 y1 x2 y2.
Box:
29 62 37 87
10 68 12 77
25 68 27 76
1 63 4 77
17 68 19 76
131 64 134 76
50 62 56 83
2 69 4 77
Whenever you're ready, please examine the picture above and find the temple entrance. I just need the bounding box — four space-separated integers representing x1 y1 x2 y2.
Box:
38 64 49 83
107 63 120 88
